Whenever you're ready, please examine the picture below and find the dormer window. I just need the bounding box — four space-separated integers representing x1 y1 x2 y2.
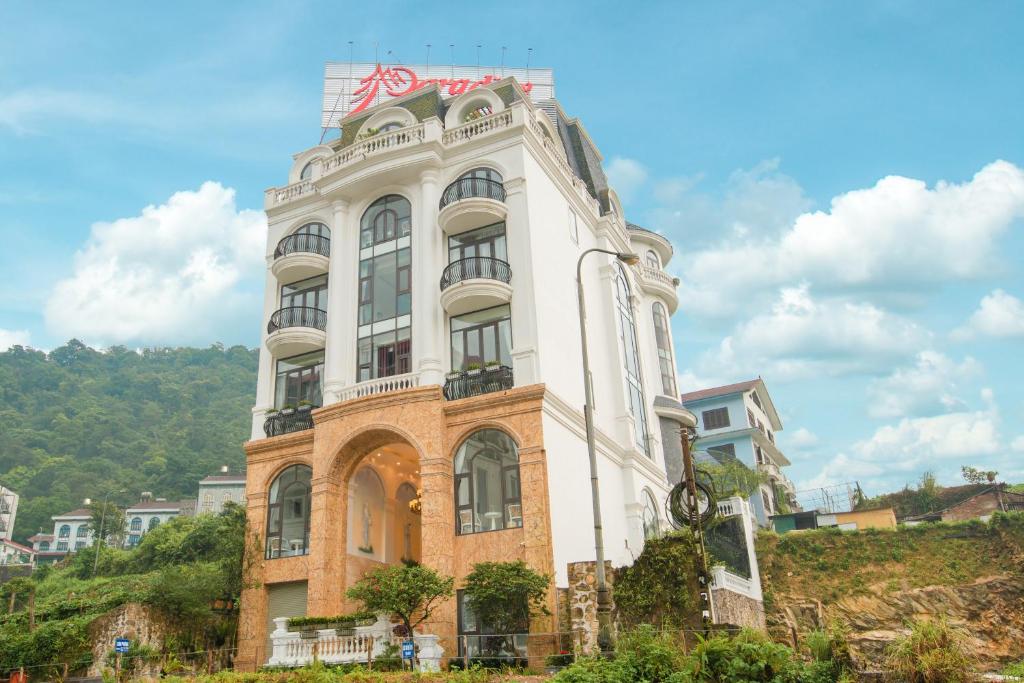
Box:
300 162 313 181
378 122 404 132
646 250 660 269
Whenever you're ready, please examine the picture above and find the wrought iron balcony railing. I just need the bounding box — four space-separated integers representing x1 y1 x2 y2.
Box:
440 257 512 291
274 233 330 259
267 307 327 335
439 177 506 210
443 365 514 401
263 406 316 438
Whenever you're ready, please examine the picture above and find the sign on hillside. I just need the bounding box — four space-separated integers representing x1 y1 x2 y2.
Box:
114 638 130 654
322 62 555 127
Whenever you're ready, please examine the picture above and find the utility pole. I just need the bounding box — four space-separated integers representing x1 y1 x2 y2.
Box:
680 426 715 631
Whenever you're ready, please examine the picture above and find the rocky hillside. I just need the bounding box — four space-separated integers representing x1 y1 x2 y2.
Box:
756 512 1024 671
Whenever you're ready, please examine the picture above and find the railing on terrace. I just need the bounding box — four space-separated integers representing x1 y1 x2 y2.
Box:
637 264 677 288
337 372 420 402
442 108 515 144
267 179 315 207
443 365 514 401
711 565 757 598
266 306 327 334
274 233 330 259
440 257 512 291
263 406 315 438
439 177 506 210
321 124 426 174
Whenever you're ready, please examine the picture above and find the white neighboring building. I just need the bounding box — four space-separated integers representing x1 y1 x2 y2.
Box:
0 539 34 567
0 485 18 542
51 507 93 553
197 469 247 515
124 498 195 547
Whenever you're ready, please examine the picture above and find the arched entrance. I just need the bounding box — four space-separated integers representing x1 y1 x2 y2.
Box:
341 436 422 575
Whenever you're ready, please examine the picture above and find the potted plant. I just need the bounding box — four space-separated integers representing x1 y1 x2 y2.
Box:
465 362 482 375
280 403 296 416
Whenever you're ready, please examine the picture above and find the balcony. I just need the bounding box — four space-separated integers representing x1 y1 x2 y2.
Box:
443 365 514 401
263 406 315 438
635 264 680 313
271 233 330 283
439 257 513 315
438 177 508 235
265 307 327 357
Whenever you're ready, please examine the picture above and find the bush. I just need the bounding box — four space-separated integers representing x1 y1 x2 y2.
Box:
614 626 688 682
686 628 798 682
883 617 975 683
614 531 700 628
1004 661 1024 680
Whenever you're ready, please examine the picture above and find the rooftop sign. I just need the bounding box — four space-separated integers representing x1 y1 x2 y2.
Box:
322 62 555 127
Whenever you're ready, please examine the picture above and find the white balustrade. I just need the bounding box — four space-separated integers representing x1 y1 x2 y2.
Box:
441 109 514 145
322 124 427 174
637 264 677 289
337 372 421 402
268 614 444 671
266 180 316 208
711 565 757 599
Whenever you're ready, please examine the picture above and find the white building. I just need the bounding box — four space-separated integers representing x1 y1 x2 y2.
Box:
680 379 800 526
124 498 195 547
50 507 93 553
0 539 34 567
239 71 695 668
0 484 18 542
197 468 247 515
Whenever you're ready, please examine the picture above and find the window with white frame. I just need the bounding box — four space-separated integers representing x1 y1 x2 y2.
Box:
651 302 677 396
645 249 660 269
641 489 660 540
614 264 651 456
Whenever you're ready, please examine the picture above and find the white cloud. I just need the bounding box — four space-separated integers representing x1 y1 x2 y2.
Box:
675 161 1024 319
867 351 982 418
854 409 1001 466
1011 436 1024 452
688 284 931 381
799 452 885 491
788 427 820 450
0 88 123 135
605 157 649 204
952 289 1024 340
0 329 31 351
44 182 266 345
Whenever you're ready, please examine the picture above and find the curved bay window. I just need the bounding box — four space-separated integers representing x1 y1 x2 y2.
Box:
265 464 312 559
641 490 660 540
652 302 677 396
358 195 412 381
615 265 651 457
275 350 324 408
455 430 522 535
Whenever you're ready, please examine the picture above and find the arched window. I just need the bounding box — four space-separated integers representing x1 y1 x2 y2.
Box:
615 265 651 457
645 250 660 270
378 121 404 132
39 541 50 551
358 195 412 380
462 101 493 122
454 430 522 535
148 517 160 530
76 525 89 538
265 464 312 559
130 517 142 532
58 524 70 538
652 302 677 396
447 167 504 204
300 162 313 180
641 490 660 540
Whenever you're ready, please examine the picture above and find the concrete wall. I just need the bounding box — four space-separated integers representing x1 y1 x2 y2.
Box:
834 508 897 530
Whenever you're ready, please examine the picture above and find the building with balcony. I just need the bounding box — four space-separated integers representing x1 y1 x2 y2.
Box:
680 379 800 526
123 497 195 548
239 73 694 669
0 485 18 543
50 507 93 554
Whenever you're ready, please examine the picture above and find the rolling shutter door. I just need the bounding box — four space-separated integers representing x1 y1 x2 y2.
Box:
265 581 308 663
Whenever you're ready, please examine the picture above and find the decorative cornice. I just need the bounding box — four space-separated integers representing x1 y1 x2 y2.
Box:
314 385 443 425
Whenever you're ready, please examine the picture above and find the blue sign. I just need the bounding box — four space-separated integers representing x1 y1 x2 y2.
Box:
114 638 130 654
401 639 415 660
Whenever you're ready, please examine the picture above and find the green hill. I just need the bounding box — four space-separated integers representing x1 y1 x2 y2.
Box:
0 340 257 544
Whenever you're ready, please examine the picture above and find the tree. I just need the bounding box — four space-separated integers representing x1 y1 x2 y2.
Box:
961 466 998 485
463 561 550 635
87 500 127 548
346 564 453 637
703 457 767 498
614 531 701 629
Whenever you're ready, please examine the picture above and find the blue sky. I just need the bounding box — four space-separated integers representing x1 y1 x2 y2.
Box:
2 1 1023 497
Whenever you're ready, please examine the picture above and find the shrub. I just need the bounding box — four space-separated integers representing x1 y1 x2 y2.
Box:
614 531 700 628
346 564 453 636
686 628 798 682
1003 661 1024 680
463 561 550 635
883 617 975 683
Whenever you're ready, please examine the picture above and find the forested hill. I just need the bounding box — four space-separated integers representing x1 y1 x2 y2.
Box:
0 340 258 544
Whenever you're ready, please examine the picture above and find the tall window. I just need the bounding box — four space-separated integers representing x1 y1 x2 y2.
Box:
448 222 507 263
358 195 412 381
641 490 660 540
614 265 651 457
281 274 328 311
652 302 677 396
76 525 88 538
39 541 50 551
455 430 522 535
57 541 69 551
275 350 324 408
130 517 142 532
645 250 660 269
450 305 512 371
266 464 312 559
58 524 70 538
702 407 730 430
148 517 160 530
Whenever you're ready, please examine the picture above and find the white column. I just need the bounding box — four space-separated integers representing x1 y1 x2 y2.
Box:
414 168 444 386
504 177 539 385
323 199 353 404
252 262 278 439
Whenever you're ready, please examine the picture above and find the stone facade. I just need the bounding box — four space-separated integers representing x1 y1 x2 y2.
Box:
711 588 766 630
941 488 1024 522
565 560 615 654
87 603 168 678
237 383 556 671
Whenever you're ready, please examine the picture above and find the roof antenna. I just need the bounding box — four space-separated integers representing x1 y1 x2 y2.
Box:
501 46 506 76
425 43 431 71
526 47 533 84
374 41 379 65
450 43 455 78
476 44 481 77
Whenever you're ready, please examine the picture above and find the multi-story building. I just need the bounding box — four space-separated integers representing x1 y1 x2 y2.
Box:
239 70 695 668
680 379 800 526
0 539 34 567
27 533 63 566
0 484 18 542
124 497 195 547
197 467 247 515
50 507 93 553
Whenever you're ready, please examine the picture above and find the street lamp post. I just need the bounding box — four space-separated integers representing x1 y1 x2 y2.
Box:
92 489 125 577
575 247 639 654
